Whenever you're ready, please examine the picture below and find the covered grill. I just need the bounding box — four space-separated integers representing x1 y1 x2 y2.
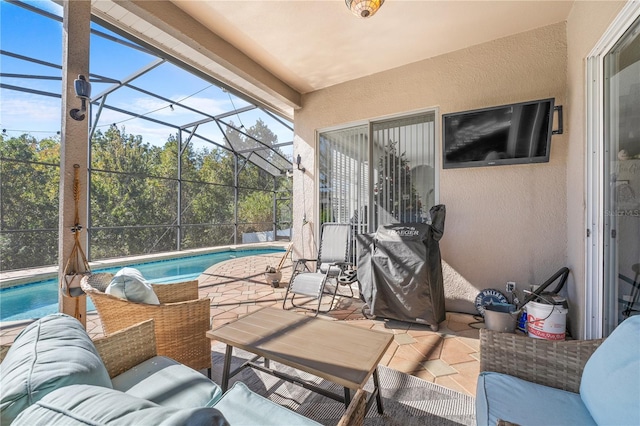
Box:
357 205 446 331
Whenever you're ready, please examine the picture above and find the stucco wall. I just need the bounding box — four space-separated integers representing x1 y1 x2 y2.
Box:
565 1 626 338
294 23 568 315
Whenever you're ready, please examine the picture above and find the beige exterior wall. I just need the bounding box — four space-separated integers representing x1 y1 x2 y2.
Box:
294 23 569 316
294 2 630 338
565 1 626 337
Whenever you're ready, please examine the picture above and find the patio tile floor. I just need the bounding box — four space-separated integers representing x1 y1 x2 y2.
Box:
0 252 482 397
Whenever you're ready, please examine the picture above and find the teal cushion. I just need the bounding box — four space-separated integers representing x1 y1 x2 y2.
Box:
212 381 322 425
0 313 112 424
112 356 223 408
13 384 229 426
580 315 640 425
106 267 160 304
476 372 596 426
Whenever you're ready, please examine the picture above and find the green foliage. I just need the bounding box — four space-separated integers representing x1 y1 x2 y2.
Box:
0 134 60 269
375 140 420 222
0 120 292 271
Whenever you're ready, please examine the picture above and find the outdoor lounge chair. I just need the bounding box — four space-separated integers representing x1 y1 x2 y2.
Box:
283 222 355 315
81 273 212 377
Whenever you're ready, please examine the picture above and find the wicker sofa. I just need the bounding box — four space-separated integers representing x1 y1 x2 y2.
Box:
476 315 640 426
0 314 366 425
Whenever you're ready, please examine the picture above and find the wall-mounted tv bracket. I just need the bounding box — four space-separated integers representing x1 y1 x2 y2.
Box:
552 105 563 135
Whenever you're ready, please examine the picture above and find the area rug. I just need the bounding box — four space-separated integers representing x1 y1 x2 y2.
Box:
211 343 475 426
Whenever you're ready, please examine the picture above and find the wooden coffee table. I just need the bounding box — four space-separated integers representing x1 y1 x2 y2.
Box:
207 307 393 413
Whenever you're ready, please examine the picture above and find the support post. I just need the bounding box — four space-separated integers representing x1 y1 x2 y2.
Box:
273 176 277 241
234 153 239 245
177 131 182 250
59 0 91 327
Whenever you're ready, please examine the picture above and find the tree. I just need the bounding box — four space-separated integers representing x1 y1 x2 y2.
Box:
375 140 421 223
0 117 291 270
0 134 60 270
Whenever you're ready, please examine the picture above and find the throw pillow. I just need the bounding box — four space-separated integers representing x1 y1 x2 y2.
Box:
580 315 640 426
106 267 160 304
0 314 113 424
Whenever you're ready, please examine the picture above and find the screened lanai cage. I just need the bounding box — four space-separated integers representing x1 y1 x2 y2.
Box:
0 0 293 271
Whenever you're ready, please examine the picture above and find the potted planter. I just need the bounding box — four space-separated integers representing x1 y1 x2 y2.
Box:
264 266 282 288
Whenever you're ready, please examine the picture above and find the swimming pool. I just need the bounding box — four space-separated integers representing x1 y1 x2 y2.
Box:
0 248 283 322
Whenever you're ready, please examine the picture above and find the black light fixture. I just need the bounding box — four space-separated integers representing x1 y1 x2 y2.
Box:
345 0 384 18
69 75 91 121
296 154 306 173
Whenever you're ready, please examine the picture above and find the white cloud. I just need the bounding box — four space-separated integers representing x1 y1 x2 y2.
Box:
0 91 62 133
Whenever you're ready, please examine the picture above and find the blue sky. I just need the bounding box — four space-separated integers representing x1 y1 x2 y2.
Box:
0 0 293 154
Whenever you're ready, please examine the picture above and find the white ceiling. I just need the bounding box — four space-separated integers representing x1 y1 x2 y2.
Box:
171 0 575 94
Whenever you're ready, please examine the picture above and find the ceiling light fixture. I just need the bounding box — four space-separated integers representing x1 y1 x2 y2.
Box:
345 0 384 18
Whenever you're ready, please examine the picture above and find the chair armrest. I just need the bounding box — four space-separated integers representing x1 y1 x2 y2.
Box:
480 329 604 393
337 389 367 426
291 259 316 282
151 280 199 303
293 258 316 271
93 319 157 378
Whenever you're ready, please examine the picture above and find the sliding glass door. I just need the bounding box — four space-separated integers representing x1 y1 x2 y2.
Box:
372 113 437 226
603 16 640 334
318 111 437 235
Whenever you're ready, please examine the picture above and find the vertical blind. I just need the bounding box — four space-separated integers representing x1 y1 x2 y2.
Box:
318 125 369 235
372 112 436 225
318 111 436 234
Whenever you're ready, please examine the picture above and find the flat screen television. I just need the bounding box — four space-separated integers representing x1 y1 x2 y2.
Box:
442 98 557 169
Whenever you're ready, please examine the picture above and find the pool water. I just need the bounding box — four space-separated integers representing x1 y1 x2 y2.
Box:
0 248 282 322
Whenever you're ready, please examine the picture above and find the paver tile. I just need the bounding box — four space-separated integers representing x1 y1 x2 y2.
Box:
1 252 480 398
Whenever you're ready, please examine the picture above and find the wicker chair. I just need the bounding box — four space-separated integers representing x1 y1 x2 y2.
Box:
480 329 604 393
81 273 212 376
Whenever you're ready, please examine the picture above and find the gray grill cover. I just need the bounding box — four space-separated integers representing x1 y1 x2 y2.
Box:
357 205 446 328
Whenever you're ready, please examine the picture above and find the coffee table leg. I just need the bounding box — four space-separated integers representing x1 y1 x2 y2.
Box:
343 388 351 409
221 344 233 392
373 368 384 414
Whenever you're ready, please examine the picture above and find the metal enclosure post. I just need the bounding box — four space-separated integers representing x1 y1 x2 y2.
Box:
273 176 277 240
177 131 182 251
234 153 239 245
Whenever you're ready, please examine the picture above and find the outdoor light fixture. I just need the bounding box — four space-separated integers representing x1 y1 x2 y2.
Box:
69 75 91 121
296 154 306 173
345 0 384 18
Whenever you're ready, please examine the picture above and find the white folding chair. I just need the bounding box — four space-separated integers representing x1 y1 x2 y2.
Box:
283 222 354 315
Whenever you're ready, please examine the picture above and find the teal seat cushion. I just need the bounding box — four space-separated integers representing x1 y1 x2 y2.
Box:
580 315 640 426
476 372 596 426
0 313 112 424
13 384 229 426
212 381 322 425
112 356 223 408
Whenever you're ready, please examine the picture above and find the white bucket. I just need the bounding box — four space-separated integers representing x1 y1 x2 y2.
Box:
526 300 567 340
